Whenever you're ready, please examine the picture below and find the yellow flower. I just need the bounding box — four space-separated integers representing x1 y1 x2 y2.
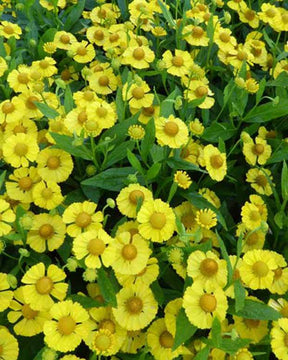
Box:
269 298 288 319
184 80 215 109
0 21 22 39
64 107 87 136
21 262 68 311
241 201 265 231
0 199 15 236
27 213 66 253
199 188 221 209
162 49 193 77
195 208 217 230
174 170 192 189
174 201 198 231
271 319 288 360
70 41 96 63
183 25 209 47
183 282 228 329
43 300 91 352
86 26 109 47
120 329 146 353
128 125 145 140
236 223 266 253
60 356 85 360
164 298 182 336
7 65 32 93
203 144 227 181
130 104 160 125
4 118 38 140
189 118 204 136
91 329 116 356
37 148 73 183
0 97 23 124
34 57 58 77
273 59 288 79
239 249 278 290
0 327 19 360
137 198 176 243
121 40 155 69
214 27 237 52
155 115 189 149
85 100 117 136
62 201 103 237
88 67 118 95
122 80 154 109
259 3 281 27
268 253 288 295
151 26 167 37
0 272 13 312
112 283 158 331
3 133 39 168
43 42 57 54
7 287 51 336
72 229 113 269
32 181 64 210
238 5 260 28
233 313 268 344
187 250 227 291
246 168 273 196
116 183 153 218
105 231 151 275
231 348 254 360
53 31 77 50
0 57 7 77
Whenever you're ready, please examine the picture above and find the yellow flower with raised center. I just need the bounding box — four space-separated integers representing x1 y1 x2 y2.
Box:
189 118 205 136
259 3 281 27
7 65 32 93
137 198 176 243
241 200 266 231
162 49 193 77
43 300 91 352
88 67 118 95
0 97 23 124
7 287 51 337
238 5 260 28
184 80 215 109
164 298 182 336
130 104 160 125
268 252 288 295
174 201 198 232
0 272 13 312
112 283 158 331
174 170 192 189
233 312 268 344
0 21 22 39
123 80 154 109
236 223 266 253
0 57 7 77
21 262 68 311
64 107 88 136
70 41 96 63
271 318 288 360
128 125 145 140
246 168 273 196
183 282 228 329
104 231 151 275
86 25 109 47
116 183 153 219
187 250 227 291
239 249 278 290
183 25 209 47
53 31 77 50
85 100 117 136
203 144 227 181
63 201 103 237
0 327 19 360
121 40 155 69
32 181 64 210
27 213 66 253
0 199 16 236
231 348 254 360
195 208 217 230
91 329 116 356
155 115 189 149
34 57 58 77
273 59 288 79
72 229 113 269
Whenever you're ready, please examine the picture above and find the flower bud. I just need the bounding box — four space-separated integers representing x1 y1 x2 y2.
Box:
86 164 97 176
19 214 34 230
224 11 231 24
0 240 6 254
29 39 37 47
83 268 97 282
42 348 57 360
7 274 17 289
19 248 30 257
174 96 183 111
106 198 116 209
66 257 78 272
127 173 138 183
55 78 66 89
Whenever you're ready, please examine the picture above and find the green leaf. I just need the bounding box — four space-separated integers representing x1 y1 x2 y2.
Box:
150 281 165 306
167 157 205 173
82 167 135 191
160 88 181 117
35 102 59 119
173 308 197 350
266 72 288 87
37 27 57 58
157 0 176 28
211 317 222 348
228 299 281 320
202 122 237 142
105 141 134 168
15 205 27 245
57 238 72 262
194 346 210 360
141 119 155 162
63 0 85 31
281 161 288 201
256 77 266 104
68 294 103 308
102 113 139 144
266 142 288 164
234 279 246 312
219 338 250 354
244 98 288 123
50 133 93 160
0 170 6 193
274 211 285 229
116 86 125 122
117 0 129 19
64 85 74 113
216 231 233 285
97 267 117 307
146 163 161 181
127 149 144 174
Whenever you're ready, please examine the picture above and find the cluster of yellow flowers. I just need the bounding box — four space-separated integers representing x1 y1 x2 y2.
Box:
0 0 288 359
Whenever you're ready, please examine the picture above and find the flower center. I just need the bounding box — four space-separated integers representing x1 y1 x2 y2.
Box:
266 8 276 18
39 224 54 238
199 294 217 312
281 306 288 318
284 334 288 347
18 73 29 84
2 102 15 114
41 188 53 199
192 26 204 38
14 143 28 156
129 190 144 204
96 107 108 118
122 244 138 260
133 47 145 60
274 267 283 280
109 33 119 42
244 319 260 328
159 331 174 348
255 175 267 187
39 60 49 69
132 87 145 99
219 32 230 43
126 296 143 314
245 9 255 21
22 304 38 319
78 111 87 124
198 212 213 226
61 69 71 81
252 144 264 155
47 156 60 169
181 213 195 228
172 55 184 67
18 177 33 190
77 46 87 56
246 232 259 245
150 212 166 229
129 228 139 237
249 210 260 222
237 50 247 61
210 155 224 169
98 8 107 18
94 333 111 351
86 120 99 131
94 30 104 40
98 75 109 86
252 261 269 277
200 258 218 277
164 121 179 136
57 316 76 335
26 96 39 109
75 212 92 228
195 86 208 98
84 91 94 101
99 319 115 333
13 125 26 134
60 34 70 44
35 276 53 295
142 106 155 116
87 238 106 256
4 25 14 34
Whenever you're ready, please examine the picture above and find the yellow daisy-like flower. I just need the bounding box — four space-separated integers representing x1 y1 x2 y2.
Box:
233 313 268 344
268 253 288 295
7 65 31 93
164 298 182 336
195 208 217 230
3 133 39 168
147 318 190 360
203 144 227 181
54 31 77 50
199 188 221 209
62 201 103 237
174 170 192 189
43 300 91 352
236 223 266 253
189 118 204 136
271 318 288 360
72 229 113 269
239 249 278 290
36 148 73 183
269 298 288 319
121 41 155 69
88 67 118 96
130 104 160 125
242 133 272 166
137 198 176 243
104 232 151 275
187 250 227 291
27 213 66 253
174 201 198 231
214 27 237 52
60 356 85 360
43 41 57 54
70 41 96 63
122 81 154 109
162 49 193 77
85 100 117 135
32 181 64 210
21 262 68 311
241 201 265 231
0 21 22 39
231 348 254 360
184 80 215 109
246 168 273 196
155 115 189 149
0 97 23 124
64 107 87 136
0 199 15 236
34 57 57 77
128 125 145 140
116 183 153 219
183 282 228 329
0 272 13 312
120 329 146 354
0 57 8 77
112 283 158 331
183 25 209 47
259 3 281 27
91 328 116 356
115 220 140 238
7 287 51 337
0 328 19 360
86 25 108 46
